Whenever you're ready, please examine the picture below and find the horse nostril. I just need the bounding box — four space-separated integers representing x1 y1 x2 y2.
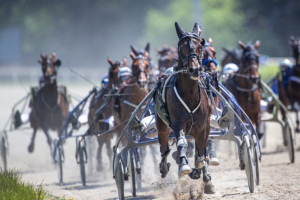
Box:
189 68 195 73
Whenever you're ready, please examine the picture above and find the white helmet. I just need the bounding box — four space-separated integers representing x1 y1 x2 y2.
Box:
279 59 292 68
223 63 239 74
118 66 132 78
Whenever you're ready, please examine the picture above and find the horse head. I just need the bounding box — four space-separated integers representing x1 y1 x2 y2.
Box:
130 44 151 88
38 52 61 85
157 45 177 73
221 47 241 67
175 22 205 80
107 57 123 87
238 40 260 84
290 36 300 67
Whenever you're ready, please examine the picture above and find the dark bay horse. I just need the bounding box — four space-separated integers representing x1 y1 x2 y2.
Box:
221 47 242 67
88 58 126 171
157 45 177 75
280 36 300 132
226 41 263 138
29 53 69 153
154 22 215 194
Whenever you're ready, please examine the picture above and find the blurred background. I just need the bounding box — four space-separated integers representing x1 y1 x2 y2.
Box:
0 0 299 84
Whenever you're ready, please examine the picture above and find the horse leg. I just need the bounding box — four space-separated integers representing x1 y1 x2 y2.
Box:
157 115 171 178
96 136 104 172
106 135 113 170
28 128 37 153
41 126 52 151
207 139 219 165
255 111 263 140
173 123 192 176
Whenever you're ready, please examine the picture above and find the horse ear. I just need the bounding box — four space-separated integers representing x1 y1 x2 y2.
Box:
145 42 150 53
222 47 230 53
130 45 139 55
156 48 162 54
52 52 56 59
290 36 296 45
192 22 201 36
107 57 114 66
122 57 127 66
254 40 260 49
208 38 213 45
55 59 61 67
238 41 246 50
144 51 149 58
130 52 136 60
175 22 185 39
40 53 46 60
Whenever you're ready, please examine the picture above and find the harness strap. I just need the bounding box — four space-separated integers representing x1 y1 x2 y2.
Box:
123 100 146 109
173 86 201 114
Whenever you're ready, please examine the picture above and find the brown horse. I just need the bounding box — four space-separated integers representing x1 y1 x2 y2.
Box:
221 47 242 67
29 53 69 153
112 51 150 146
226 41 263 138
157 45 177 75
279 36 300 132
154 22 215 194
88 58 126 171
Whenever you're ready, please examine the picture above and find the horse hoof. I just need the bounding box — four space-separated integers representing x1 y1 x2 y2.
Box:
179 164 192 176
188 168 201 179
28 144 34 153
160 162 171 178
209 157 219 166
295 128 300 133
204 181 215 194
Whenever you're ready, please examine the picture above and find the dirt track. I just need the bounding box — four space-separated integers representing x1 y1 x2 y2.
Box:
1 85 300 200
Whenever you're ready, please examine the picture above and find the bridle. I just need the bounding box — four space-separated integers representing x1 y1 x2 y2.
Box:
132 54 149 87
235 48 260 81
42 59 57 85
177 33 204 72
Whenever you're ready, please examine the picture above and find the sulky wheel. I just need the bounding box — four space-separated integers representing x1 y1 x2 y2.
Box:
128 149 136 197
114 154 125 200
243 135 255 193
1 135 7 171
57 147 64 184
285 120 295 163
79 146 87 186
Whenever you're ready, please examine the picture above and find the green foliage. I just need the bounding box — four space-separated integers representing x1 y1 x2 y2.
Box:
259 65 279 82
0 168 43 200
0 168 72 200
140 0 193 51
141 0 246 60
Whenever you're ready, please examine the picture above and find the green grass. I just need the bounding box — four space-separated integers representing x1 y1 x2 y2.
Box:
259 64 279 82
0 168 74 200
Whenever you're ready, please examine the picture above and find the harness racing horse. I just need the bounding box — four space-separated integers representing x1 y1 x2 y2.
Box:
112 51 150 146
282 36 300 132
226 41 263 139
154 22 215 194
88 58 126 171
221 47 242 67
29 53 69 153
157 45 178 76
131 43 157 90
